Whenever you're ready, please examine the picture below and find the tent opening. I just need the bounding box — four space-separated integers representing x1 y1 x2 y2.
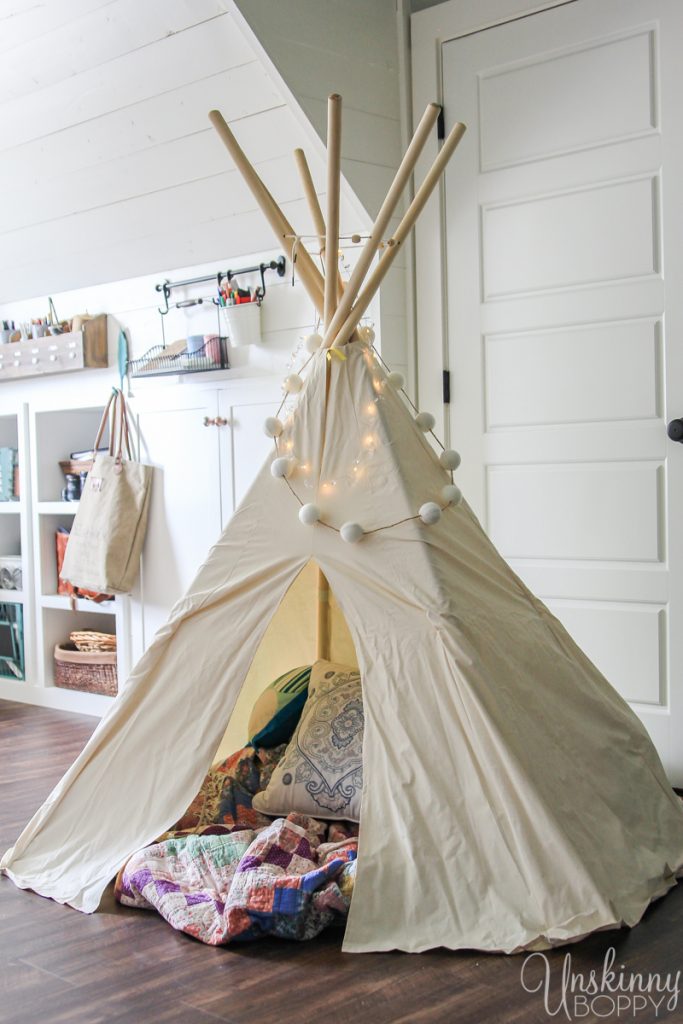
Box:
213 559 358 763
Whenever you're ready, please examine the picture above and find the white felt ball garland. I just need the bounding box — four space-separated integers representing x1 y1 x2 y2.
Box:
439 449 461 471
298 503 320 526
283 373 303 394
415 411 436 432
304 332 323 353
271 457 295 479
419 501 442 525
441 483 462 506
340 521 364 544
387 371 405 389
264 416 283 438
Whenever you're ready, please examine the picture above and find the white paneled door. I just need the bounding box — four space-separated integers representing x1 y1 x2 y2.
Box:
441 0 683 781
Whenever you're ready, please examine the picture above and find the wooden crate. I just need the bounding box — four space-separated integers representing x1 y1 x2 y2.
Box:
0 315 108 382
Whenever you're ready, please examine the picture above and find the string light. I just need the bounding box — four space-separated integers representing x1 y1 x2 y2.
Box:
358 325 375 344
267 319 464 540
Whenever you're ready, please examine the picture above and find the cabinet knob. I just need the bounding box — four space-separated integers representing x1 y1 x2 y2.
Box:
203 416 215 427
215 417 228 427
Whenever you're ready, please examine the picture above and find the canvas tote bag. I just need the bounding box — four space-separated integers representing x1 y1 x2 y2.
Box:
61 389 153 594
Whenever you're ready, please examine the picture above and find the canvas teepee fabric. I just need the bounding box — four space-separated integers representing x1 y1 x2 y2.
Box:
3 342 683 953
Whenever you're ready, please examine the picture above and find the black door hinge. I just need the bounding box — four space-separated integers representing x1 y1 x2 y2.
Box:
443 369 451 404
437 108 445 141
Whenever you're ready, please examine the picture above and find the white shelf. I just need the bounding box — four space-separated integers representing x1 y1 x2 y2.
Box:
37 500 79 515
0 502 22 514
41 594 115 614
0 589 24 603
0 674 115 717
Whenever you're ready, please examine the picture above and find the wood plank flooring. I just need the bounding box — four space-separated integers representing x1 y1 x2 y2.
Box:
1 699 682 1024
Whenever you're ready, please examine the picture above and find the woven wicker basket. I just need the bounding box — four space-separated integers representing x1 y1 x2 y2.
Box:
70 630 117 653
54 643 118 696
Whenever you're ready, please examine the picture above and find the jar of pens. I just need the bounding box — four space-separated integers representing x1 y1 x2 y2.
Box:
218 278 262 347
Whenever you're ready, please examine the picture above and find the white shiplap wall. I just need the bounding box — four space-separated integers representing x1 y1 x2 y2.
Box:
0 0 411 385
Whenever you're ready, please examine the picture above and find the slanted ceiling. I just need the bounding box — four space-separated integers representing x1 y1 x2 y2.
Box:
231 0 403 220
0 0 370 303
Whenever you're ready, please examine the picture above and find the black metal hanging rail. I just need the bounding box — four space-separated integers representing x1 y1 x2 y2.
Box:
155 256 286 315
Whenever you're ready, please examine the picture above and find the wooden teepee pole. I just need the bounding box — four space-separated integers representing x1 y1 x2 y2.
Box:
208 110 324 317
293 147 345 297
322 102 441 349
324 95 342 330
294 147 326 246
316 568 330 661
332 120 467 348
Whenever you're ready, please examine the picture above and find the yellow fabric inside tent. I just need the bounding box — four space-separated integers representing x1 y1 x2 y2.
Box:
215 560 357 760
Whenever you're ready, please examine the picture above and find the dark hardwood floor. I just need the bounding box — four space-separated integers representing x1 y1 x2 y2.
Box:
1 699 682 1024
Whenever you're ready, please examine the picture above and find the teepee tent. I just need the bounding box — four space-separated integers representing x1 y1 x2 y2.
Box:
3 97 683 954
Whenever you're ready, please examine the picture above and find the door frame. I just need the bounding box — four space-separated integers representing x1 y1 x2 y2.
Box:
410 0 578 431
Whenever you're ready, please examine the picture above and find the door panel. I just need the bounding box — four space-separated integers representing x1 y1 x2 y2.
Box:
442 0 683 779
134 392 222 649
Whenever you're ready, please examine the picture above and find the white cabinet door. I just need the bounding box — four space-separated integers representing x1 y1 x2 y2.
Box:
132 390 222 652
217 385 278 524
441 0 683 780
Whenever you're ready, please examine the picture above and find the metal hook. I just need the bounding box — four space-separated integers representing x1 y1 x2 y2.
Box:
155 280 171 316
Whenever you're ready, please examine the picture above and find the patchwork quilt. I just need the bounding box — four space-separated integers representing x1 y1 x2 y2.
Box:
115 746 358 945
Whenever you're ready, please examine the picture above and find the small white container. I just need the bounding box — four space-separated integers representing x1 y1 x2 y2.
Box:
222 302 261 347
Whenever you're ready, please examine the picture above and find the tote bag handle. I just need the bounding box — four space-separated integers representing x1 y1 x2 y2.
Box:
112 390 133 463
92 389 133 462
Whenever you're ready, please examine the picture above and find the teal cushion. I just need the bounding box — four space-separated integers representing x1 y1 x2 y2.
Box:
248 665 312 748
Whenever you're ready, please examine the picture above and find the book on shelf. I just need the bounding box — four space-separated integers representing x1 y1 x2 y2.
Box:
0 447 19 502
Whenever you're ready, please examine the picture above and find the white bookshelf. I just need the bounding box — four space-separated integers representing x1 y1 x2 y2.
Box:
0 400 131 717
0 405 32 698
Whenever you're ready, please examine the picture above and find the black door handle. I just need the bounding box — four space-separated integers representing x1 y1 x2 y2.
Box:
668 419 683 443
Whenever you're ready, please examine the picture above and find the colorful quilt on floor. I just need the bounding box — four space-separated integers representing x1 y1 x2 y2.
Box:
114 745 358 944
115 814 357 944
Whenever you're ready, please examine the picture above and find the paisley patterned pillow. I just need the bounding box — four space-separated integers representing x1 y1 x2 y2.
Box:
252 660 364 822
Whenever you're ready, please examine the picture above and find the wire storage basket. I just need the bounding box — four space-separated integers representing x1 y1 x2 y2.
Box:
129 336 228 378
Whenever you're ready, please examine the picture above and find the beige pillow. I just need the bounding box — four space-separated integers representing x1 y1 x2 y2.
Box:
252 660 364 822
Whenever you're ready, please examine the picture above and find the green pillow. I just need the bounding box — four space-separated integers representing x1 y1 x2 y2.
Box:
248 665 312 748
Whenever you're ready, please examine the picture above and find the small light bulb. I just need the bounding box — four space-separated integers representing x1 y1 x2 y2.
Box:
365 402 377 416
